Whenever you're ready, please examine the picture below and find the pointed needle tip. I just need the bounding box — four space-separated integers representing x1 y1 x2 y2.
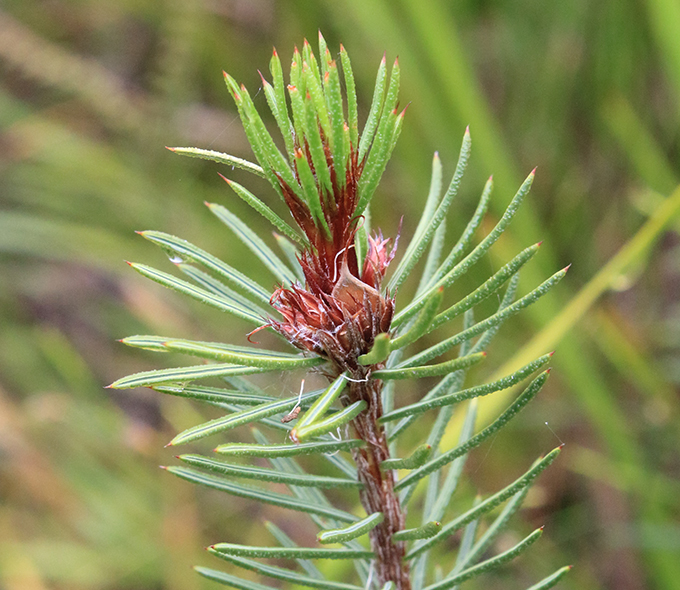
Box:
549 350 556 357
537 240 543 247
545 367 552 374
558 442 566 449
564 263 573 272
530 166 538 175
539 525 545 531
165 146 176 152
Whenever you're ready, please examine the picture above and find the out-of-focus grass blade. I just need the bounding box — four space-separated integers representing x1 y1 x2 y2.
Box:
600 94 677 195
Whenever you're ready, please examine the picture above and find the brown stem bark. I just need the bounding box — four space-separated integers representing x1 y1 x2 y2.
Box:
348 378 411 590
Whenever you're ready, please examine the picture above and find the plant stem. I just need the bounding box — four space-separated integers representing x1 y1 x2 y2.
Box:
348 377 411 589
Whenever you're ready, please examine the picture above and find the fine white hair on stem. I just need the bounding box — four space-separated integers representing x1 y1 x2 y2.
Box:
342 374 370 383
293 379 304 411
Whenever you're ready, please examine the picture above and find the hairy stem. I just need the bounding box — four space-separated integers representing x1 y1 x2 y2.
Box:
349 377 411 590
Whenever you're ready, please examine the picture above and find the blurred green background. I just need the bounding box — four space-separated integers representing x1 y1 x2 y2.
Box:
1 1 679 589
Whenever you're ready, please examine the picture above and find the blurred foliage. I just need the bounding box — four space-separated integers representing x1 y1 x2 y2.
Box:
0 1 678 589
